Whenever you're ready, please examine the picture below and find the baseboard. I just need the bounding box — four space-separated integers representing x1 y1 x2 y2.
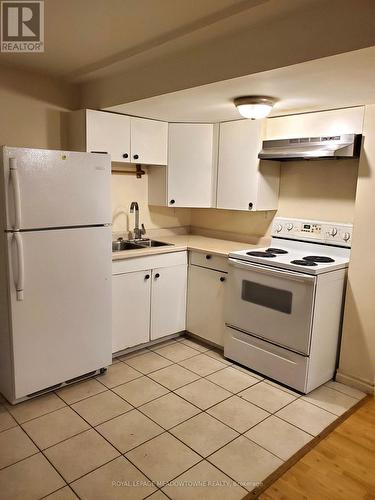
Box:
336 371 374 394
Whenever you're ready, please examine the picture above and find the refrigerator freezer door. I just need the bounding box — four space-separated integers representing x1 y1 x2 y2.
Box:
7 226 112 400
1 147 111 230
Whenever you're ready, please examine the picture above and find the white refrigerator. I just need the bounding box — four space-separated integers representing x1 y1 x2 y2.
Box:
0 147 112 404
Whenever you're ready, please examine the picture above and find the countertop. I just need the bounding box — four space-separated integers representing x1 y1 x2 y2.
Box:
112 234 260 260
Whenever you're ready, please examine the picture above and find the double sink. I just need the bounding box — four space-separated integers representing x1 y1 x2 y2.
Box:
112 238 173 252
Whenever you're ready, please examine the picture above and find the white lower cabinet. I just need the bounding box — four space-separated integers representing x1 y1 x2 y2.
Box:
151 265 187 340
112 270 151 352
187 263 227 347
112 252 187 353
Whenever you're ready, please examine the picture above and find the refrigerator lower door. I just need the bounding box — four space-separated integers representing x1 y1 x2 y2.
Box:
1 147 111 230
7 226 112 400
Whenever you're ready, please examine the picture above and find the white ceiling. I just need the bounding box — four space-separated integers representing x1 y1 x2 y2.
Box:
106 47 375 122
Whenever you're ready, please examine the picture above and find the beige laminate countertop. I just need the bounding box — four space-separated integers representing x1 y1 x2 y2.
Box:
112 234 261 261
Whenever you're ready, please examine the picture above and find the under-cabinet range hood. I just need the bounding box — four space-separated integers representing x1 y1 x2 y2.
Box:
258 134 362 161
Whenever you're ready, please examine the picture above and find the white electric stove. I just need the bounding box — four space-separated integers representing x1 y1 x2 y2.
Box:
224 218 352 393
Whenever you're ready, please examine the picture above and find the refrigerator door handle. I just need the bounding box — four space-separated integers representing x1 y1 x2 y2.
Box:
9 158 22 230
13 232 25 301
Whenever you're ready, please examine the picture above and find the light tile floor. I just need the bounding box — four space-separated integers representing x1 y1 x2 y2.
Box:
0 335 366 500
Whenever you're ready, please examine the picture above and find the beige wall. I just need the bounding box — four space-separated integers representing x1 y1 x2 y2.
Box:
189 159 359 237
277 159 359 223
190 208 274 239
337 105 375 392
111 168 190 235
0 66 77 149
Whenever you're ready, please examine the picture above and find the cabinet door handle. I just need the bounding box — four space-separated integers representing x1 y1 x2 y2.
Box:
206 255 212 260
248 202 253 210
155 273 160 279
220 276 226 282
145 274 150 280
169 199 175 205
133 154 139 160
123 153 129 159
90 151 108 154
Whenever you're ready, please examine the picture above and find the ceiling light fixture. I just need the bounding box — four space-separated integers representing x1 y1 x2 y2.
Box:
234 96 276 120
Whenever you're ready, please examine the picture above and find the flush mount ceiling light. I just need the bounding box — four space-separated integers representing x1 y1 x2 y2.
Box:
234 96 276 119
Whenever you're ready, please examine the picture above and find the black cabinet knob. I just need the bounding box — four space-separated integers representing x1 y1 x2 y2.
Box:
155 273 160 279
170 199 175 205
123 153 129 159
248 202 253 210
220 276 226 282
145 274 150 280
206 255 212 260
133 154 139 160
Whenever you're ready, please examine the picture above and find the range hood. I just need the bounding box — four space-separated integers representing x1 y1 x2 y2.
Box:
258 134 362 161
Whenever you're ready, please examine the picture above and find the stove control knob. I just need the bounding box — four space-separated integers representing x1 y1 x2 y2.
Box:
327 227 338 237
343 232 351 242
286 223 294 231
275 224 283 233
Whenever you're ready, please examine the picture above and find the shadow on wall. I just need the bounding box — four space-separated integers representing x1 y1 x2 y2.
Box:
338 281 375 391
0 65 77 109
45 109 68 150
277 159 360 223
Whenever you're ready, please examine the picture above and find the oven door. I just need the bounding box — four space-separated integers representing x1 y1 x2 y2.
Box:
225 258 317 354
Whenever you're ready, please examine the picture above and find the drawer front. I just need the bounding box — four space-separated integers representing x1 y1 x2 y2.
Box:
190 251 228 273
224 326 308 392
112 251 187 275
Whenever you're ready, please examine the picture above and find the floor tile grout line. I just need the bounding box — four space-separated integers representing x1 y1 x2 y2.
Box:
323 382 365 400
273 411 328 437
300 397 357 416
5 422 71 494
66 447 162 495
44 395 133 486
39 483 81 500
0 448 40 472
150 341 207 358
295 394 353 417
4 400 68 426
71 401 135 429
127 344 204 364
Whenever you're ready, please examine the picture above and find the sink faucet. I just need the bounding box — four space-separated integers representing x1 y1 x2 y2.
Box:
130 201 145 240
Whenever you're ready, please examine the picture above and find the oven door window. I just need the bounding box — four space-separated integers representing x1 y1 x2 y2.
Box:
241 280 292 314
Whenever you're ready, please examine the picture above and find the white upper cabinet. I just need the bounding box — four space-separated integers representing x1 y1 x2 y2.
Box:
130 117 168 165
265 107 365 140
68 109 168 165
167 123 217 207
86 110 130 162
148 123 218 208
216 119 280 211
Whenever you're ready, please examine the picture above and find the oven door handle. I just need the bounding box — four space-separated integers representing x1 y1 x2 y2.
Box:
228 258 316 283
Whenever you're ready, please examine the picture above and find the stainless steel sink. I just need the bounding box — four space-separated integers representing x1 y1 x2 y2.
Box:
112 238 173 252
136 239 173 248
112 240 144 252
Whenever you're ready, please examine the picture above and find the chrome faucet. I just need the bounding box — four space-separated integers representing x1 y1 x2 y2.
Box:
130 201 145 240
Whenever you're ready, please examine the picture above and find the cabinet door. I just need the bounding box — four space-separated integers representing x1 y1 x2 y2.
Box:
112 270 151 353
86 110 131 163
217 119 262 211
150 265 187 340
131 117 168 165
167 123 217 207
187 265 226 347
